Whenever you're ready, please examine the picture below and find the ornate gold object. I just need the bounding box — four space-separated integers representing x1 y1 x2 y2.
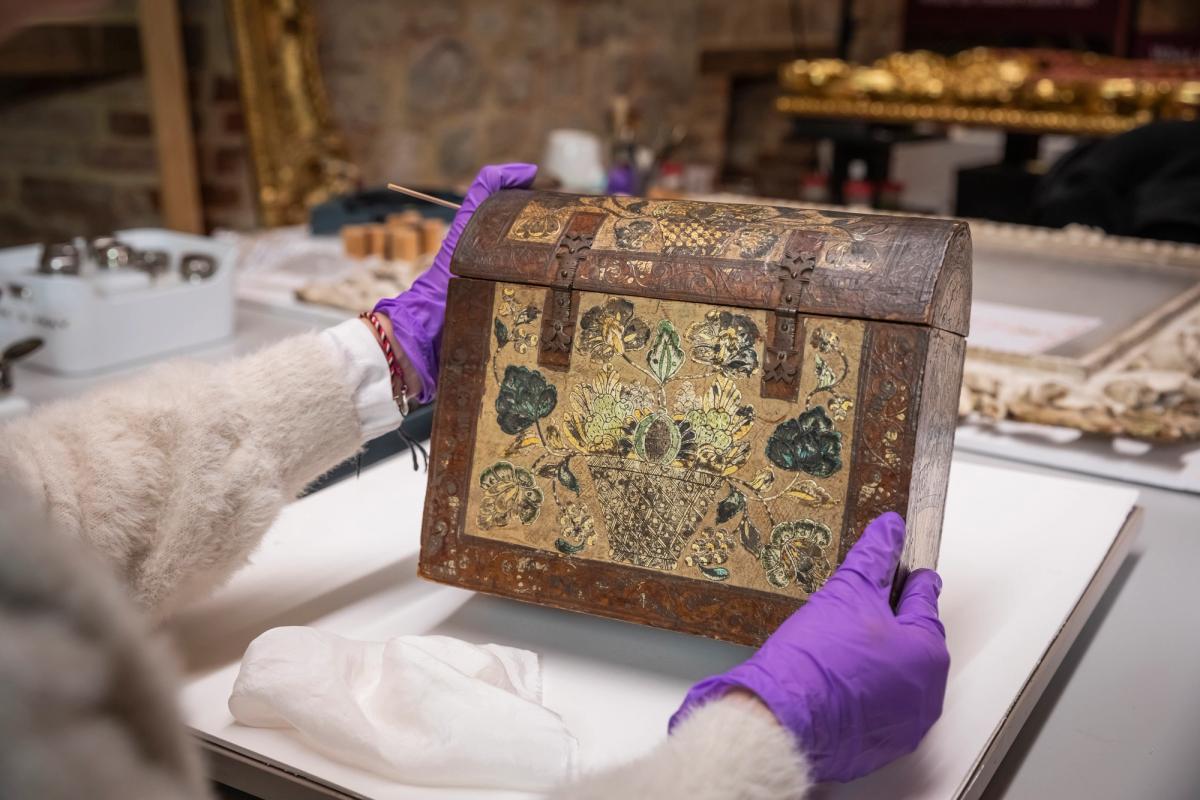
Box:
227 0 358 226
779 48 1200 136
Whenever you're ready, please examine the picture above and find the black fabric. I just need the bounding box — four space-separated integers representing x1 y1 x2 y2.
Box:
1033 121 1200 243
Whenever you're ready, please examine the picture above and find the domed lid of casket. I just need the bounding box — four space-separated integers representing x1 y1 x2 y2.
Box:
452 190 971 337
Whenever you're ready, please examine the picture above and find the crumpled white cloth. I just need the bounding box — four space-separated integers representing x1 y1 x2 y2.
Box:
229 627 578 791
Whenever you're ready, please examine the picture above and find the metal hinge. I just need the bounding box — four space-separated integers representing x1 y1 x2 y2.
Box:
538 214 603 369
762 240 818 400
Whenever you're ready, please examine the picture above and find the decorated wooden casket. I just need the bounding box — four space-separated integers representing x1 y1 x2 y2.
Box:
419 191 971 645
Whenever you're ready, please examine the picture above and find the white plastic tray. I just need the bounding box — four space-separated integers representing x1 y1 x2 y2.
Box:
0 229 234 374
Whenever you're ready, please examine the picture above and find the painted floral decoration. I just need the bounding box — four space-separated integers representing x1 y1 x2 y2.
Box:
481 288 851 590
554 503 596 554
787 479 835 508
733 225 779 259
685 526 736 581
677 375 754 475
576 298 651 361
558 312 756 481
495 365 558 435
760 519 833 591
686 310 761 376
563 364 651 454
478 460 544 529
811 327 840 353
494 289 540 354
827 395 854 421
765 406 843 478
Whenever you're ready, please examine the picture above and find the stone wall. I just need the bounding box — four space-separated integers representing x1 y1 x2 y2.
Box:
313 0 886 188
0 0 899 246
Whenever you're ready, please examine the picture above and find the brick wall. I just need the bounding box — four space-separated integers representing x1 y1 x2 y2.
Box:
0 74 159 245
184 0 256 234
0 0 255 247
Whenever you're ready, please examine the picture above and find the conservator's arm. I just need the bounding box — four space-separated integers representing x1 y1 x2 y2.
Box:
0 164 534 619
0 322 398 617
552 692 813 799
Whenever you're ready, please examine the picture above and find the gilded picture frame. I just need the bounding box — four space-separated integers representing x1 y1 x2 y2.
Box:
961 223 1200 441
226 0 357 226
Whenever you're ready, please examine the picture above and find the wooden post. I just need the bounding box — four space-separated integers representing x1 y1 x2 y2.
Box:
137 0 203 233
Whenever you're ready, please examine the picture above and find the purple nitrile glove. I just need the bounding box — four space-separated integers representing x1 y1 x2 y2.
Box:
374 163 538 404
670 511 949 784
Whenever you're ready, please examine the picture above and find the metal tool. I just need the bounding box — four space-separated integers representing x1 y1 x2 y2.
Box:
89 236 134 270
0 336 42 394
134 249 171 278
38 242 81 276
180 252 217 281
386 183 462 210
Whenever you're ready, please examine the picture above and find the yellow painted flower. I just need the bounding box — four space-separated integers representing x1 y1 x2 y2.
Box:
685 527 735 569
748 469 776 492
576 298 651 361
828 394 854 421
786 479 835 508
562 365 651 454
678 375 754 475
554 503 597 555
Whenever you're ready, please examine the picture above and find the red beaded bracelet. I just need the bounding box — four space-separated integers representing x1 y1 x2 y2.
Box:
359 311 410 416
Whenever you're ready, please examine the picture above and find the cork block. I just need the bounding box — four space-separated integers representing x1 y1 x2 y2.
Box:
367 224 389 259
341 224 369 259
420 219 447 255
390 225 420 261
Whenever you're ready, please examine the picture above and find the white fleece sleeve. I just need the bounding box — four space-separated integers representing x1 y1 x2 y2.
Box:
320 319 405 440
0 333 366 617
551 693 814 800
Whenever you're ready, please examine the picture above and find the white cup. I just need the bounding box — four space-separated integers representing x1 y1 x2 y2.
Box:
541 129 606 193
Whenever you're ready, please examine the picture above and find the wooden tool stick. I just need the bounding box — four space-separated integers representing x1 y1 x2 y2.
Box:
387 183 462 210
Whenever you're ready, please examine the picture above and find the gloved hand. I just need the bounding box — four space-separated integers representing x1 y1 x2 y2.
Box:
670 511 949 783
374 163 538 403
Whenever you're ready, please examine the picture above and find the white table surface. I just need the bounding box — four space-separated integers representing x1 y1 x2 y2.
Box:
967 449 1200 800
171 456 1139 800
956 419 1200 495
12 302 1197 798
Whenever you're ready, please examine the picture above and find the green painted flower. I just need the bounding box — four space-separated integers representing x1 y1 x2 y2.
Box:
477 461 544 529
686 310 761 376
765 407 843 477
576 298 651 361
676 375 753 475
760 519 832 591
495 365 557 435
685 408 735 452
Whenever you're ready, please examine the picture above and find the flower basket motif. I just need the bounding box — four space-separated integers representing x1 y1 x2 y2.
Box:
586 454 724 569
479 287 853 592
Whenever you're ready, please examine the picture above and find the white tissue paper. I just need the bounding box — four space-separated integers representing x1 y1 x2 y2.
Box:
228 627 578 791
